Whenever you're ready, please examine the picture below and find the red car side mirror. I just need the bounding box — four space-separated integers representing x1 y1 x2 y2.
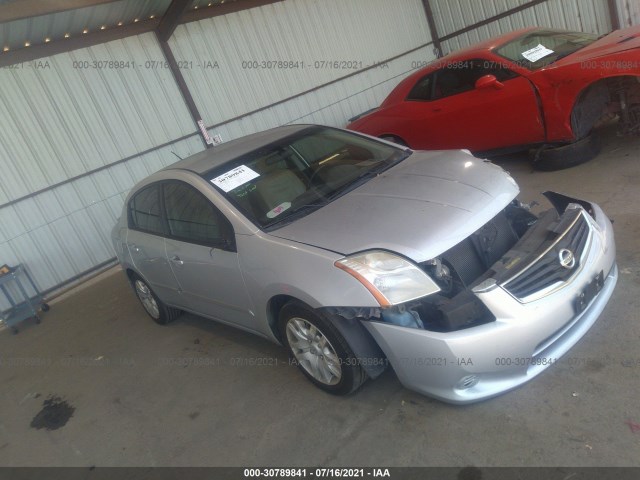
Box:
475 74 505 90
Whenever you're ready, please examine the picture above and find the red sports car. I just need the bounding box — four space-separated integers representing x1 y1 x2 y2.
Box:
348 27 640 170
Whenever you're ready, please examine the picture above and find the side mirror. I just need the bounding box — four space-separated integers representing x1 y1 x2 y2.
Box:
475 74 504 90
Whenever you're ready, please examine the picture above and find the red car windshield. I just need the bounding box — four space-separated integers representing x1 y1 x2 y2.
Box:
494 29 598 70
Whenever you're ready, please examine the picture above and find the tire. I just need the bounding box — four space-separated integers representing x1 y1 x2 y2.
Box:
531 132 600 171
279 301 367 395
131 275 181 325
379 135 408 147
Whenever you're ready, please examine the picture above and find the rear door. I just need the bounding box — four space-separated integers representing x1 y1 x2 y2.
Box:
399 58 545 151
126 183 182 306
161 181 257 331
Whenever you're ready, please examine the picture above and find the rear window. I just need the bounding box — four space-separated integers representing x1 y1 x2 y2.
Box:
128 184 163 235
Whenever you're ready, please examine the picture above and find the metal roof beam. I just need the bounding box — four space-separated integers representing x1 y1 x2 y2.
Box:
0 0 121 24
0 0 283 67
156 0 191 42
181 0 282 24
421 0 443 58
0 18 159 67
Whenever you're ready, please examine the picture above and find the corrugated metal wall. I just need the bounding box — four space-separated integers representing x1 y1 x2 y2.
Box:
0 32 203 309
0 0 169 49
617 0 640 27
431 0 614 55
0 0 433 309
169 0 433 140
2 0 636 311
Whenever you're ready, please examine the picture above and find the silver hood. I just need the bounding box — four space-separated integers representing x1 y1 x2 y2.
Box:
269 150 519 263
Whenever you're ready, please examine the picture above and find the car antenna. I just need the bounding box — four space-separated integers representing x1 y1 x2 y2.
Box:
171 151 183 161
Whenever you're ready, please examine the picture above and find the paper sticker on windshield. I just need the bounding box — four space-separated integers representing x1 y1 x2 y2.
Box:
211 165 260 192
521 44 554 62
266 202 291 219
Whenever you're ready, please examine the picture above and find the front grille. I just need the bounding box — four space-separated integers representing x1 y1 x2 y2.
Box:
502 209 591 301
435 211 518 287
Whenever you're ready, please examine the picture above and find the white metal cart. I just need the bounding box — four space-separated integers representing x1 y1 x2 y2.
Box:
0 264 49 334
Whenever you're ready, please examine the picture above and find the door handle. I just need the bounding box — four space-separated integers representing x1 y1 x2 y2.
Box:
170 255 184 266
129 244 140 253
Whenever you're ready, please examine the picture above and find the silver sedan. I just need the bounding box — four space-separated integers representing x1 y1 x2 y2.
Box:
111 125 617 403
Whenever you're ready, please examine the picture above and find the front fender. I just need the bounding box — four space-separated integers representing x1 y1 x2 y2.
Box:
236 233 380 338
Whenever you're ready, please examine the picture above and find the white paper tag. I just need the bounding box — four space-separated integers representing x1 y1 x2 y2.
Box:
521 44 554 62
266 202 291 219
211 165 260 192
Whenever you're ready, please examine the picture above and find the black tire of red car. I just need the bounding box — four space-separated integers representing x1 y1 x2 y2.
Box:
278 301 367 395
531 132 601 171
379 135 408 147
131 274 181 325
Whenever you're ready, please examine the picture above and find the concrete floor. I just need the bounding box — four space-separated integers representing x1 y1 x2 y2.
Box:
0 125 639 467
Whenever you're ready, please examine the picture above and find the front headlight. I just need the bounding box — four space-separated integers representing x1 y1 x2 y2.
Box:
335 250 440 306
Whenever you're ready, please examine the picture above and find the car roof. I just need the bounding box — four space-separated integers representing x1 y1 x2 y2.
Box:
164 124 313 175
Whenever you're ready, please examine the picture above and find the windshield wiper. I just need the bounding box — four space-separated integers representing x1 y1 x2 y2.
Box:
313 150 412 203
263 150 411 230
262 201 329 230
549 52 575 63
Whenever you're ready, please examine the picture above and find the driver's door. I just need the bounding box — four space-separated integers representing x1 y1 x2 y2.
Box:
399 58 545 151
161 181 257 331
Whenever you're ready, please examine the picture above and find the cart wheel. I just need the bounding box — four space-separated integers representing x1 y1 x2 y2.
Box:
41 303 50 312
11 327 18 335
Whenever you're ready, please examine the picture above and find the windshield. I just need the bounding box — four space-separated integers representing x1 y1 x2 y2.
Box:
203 127 409 230
494 29 598 70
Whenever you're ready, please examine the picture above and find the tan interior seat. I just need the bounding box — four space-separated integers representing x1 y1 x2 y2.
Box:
254 169 306 210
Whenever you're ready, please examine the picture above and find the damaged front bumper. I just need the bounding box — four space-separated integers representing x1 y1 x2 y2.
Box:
360 199 617 404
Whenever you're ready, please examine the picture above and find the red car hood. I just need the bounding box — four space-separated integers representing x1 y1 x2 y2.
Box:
558 25 640 63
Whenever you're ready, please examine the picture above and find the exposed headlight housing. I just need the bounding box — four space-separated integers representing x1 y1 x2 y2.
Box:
335 250 440 306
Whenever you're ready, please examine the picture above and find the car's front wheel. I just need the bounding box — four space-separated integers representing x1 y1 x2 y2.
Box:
279 302 367 395
531 132 600 171
131 275 181 325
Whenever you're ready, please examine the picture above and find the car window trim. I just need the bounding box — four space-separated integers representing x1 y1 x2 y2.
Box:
127 182 167 237
160 180 237 252
127 180 237 252
406 58 521 102
406 71 437 102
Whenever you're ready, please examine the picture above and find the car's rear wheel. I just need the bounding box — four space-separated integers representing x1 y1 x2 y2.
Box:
279 302 367 395
132 275 181 325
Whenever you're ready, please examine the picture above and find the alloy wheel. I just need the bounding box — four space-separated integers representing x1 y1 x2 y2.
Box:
286 317 342 385
134 280 160 320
